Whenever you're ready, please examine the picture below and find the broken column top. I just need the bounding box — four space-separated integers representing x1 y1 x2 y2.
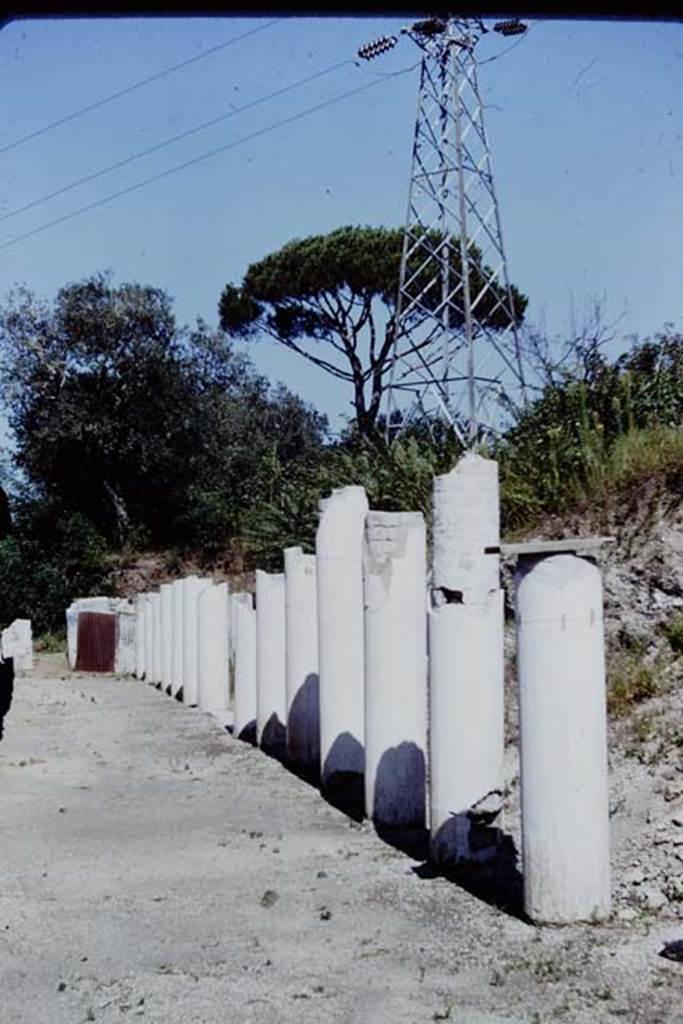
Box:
317 485 368 554
432 452 500 598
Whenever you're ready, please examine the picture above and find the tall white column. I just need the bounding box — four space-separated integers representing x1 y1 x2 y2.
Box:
182 576 212 706
170 579 185 699
197 582 230 715
364 512 428 829
316 486 368 813
429 453 505 865
516 553 611 924
160 583 174 694
152 592 163 687
255 570 286 759
229 592 241 701
284 547 319 780
146 593 160 684
134 593 148 679
233 592 257 743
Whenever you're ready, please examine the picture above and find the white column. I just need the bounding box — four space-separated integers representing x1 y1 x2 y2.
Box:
284 547 319 779
182 576 212 706
160 583 174 694
316 486 368 810
233 592 257 743
516 553 611 924
134 594 148 679
146 593 160 684
197 582 230 715
429 453 505 865
152 592 163 687
255 570 286 759
170 579 185 699
363 512 427 829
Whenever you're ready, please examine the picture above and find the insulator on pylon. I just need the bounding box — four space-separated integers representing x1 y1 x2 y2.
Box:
357 34 399 61
411 18 446 36
493 19 527 36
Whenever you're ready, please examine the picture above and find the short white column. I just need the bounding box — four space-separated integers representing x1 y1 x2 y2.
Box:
429 453 505 865
170 580 185 699
284 547 319 779
160 583 174 694
152 592 163 686
146 593 160 684
364 512 427 829
233 592 257 743
516 553 611 924
255 570 286 759
182 576 212 706
316 486 368 812
197 582 230 715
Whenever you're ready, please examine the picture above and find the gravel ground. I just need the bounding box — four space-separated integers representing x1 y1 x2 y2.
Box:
0 654 681 1024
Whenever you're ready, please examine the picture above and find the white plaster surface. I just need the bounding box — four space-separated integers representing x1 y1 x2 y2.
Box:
316 486 368 788
233 592 257 741
152 592 163 686
255 571 286 755
182 577 212 706
115 606 136 676
363 512 427 827
284 547 319 775
432 453 499 602
197 582 230 714
429 594 504 863
515 553 611 924
170 580 185 698
160 584 174 693
1 618 33 671
144 594 159 683
134 594 149 679
429 454 505 864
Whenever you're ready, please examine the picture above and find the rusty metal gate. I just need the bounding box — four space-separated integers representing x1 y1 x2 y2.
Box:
75 612 116 672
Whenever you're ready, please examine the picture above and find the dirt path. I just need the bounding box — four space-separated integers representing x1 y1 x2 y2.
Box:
0 656 680 1024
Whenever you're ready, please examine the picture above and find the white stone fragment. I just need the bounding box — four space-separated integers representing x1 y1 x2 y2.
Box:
1 619 33 671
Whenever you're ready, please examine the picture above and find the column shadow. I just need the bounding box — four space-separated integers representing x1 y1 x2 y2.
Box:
287 673 320 787
321 732 365 822
412 830 527 921
235 719 257 745
260 712 287 764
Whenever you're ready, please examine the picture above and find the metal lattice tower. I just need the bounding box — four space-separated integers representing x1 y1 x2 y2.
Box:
373 17 527 445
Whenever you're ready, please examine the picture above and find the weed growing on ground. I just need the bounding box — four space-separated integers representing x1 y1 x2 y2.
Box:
662 612 683 656
35 629 66 653
607 652 666 717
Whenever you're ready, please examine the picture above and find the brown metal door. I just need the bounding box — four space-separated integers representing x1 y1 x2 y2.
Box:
75 612 116 672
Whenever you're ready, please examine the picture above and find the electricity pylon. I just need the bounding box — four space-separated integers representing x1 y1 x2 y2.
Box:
360 17 528 445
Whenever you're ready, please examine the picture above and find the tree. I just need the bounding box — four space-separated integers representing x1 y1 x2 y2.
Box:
219 225 527 440
0 273 327 548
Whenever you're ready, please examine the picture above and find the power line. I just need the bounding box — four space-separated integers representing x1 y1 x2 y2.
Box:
0 59 353 225
0 19 281 157
0 64 417 253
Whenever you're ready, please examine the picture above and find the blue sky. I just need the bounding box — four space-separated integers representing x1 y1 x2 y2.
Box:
0 15 681 434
